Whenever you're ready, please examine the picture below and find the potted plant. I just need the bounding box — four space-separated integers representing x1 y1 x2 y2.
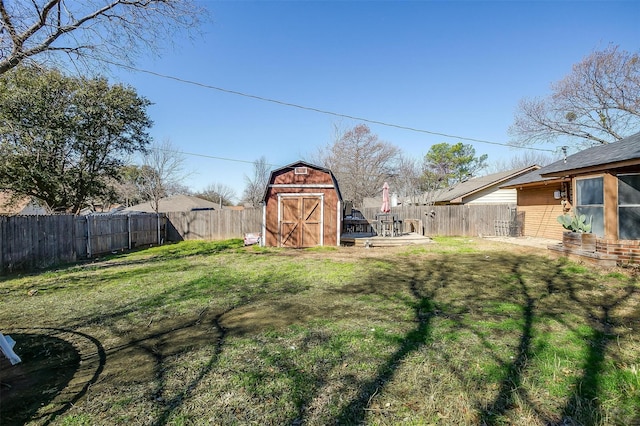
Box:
557 213 596 252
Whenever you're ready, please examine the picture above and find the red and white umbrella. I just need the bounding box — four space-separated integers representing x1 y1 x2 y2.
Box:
381 182 391 213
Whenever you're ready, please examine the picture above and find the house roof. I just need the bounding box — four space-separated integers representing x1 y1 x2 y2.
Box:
540 131 640 177
433 165 540 203
500 161 571 188
0 191 46 215
262 160 343 202
123 194 218 213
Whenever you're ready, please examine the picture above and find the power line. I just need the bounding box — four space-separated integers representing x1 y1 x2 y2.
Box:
153 147 281 167
107 60 557 154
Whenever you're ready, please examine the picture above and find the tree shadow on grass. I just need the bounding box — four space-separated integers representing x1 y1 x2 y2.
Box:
331 257 448 425
5 248 639 425
476 261 539 425
334 298 435 424
97 274 317 426
555 272 638 425
330 251 639 425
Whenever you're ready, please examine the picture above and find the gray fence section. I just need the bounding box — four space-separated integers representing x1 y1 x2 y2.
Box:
361 204 518 237
79 214 163 256
166 208 262 241
1 214 163 274
1 205 516 274
0 209 263 274
1 215 76 274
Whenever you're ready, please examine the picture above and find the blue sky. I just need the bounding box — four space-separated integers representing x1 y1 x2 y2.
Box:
111 0 640 202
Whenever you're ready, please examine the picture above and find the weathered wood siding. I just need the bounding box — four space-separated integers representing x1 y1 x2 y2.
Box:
165 208 262 241
0 213 163 274
0 215 76 273
264 164 341 247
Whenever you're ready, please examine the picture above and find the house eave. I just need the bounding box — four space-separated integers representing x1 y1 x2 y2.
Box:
540 159 640 178
501 177 571 190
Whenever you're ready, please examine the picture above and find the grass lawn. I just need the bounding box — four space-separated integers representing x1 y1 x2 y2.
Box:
0 237 638 425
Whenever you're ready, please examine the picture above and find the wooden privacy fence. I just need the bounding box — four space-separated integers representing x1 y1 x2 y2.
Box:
0 213 162 274
361 204 519 237
1 205 517 274
0 209 264 274
165 208 262 241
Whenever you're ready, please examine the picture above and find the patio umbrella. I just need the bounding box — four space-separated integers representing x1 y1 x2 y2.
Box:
381 182 391 213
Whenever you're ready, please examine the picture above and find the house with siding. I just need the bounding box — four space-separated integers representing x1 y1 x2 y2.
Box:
361 166 540 209
0 191 48 215
504 131 640 264
431 166 540 205
500 169 572 240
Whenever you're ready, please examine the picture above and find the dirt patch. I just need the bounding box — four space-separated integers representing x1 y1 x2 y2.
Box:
0 333 81 425
480 236 560 250
262 237 555 262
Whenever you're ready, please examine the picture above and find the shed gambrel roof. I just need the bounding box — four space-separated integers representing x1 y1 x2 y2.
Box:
540 131 640 177
261 160 343 202
433 165 539 203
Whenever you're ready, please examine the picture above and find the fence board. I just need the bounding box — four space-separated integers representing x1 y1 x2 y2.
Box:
130 214 164 247
165 208 262 242
1 213 164 274
0 215 78 273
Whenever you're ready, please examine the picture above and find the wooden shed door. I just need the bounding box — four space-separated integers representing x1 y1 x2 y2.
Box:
280 196 322 248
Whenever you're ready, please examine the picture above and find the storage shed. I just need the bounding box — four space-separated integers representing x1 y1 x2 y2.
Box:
261 161 343 248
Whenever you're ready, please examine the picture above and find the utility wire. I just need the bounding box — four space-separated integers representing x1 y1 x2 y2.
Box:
106 60 557 153
154 147 281 167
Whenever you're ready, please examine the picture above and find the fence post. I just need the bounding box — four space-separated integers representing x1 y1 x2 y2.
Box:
0 216 4 275
156 213 161 245
86 215 92 258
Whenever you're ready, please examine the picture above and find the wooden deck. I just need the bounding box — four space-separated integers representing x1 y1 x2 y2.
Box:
340 232 434 247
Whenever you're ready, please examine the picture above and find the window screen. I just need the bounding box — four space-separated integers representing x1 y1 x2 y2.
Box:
619 174 640 240
575 177 604 237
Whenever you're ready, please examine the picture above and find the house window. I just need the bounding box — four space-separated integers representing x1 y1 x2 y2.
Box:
575 176 604 237
618 174 640 240
294 167 308 175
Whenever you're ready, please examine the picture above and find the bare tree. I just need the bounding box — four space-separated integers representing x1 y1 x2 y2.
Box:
197 183 237 207
316 123 400 206
0 0 206 75
241 156 270 207
389 155 423 205
138 139 188 213
509 45 640 148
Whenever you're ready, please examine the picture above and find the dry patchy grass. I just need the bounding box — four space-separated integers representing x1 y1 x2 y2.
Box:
0 238 638 425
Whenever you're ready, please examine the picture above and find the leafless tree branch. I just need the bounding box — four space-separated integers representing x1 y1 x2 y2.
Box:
509 45 640 148
0 0 206 75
